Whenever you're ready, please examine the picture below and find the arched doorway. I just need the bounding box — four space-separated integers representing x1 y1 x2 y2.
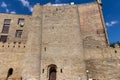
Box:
48 64 57 80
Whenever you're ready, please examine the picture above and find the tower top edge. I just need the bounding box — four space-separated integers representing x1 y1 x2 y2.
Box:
35 1 97 7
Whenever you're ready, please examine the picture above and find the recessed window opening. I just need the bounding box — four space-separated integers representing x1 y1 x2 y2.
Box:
18 42 21 44
2 19 11 33
8 68 13 76
21 77 22 80
14 42 16 44
60 69 62 73
56 8 58 11
115 50 117 53
2 45 4 47
15 30 23 38
18 45 20 48
18 18 25 27
44 47 46 51
6 68 13 80
42 69 44 73
52 26 54 29
97 29 105 36
0 35 8 42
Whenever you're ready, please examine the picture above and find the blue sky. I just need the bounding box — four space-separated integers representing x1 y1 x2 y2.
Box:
0 0 120 43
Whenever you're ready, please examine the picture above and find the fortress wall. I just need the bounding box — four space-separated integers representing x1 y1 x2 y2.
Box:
0 13 31 43
22 4 43 80
32 4 43 17
78 2 107 46
85 47 120 60
0 42 25 80
0 2 119 80
84 47 120 80
0 52 24 80
0 42 26 52
40 5 86 80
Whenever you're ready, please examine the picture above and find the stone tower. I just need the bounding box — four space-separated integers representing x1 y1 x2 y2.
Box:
1 1 119 80
22 3 86 80
22 4 43 80
22 1 108 80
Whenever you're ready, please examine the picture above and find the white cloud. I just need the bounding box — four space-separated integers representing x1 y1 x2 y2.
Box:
55 0 61 3
6 8 9 13
19 0 30 7
1 2 9 13
1 2 7 8
19 0 33 12
106 20 119 27
30 7 33 12
10 11 16 14
1 1 16 14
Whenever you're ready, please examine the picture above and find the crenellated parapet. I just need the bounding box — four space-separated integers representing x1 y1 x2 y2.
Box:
0 42 26 52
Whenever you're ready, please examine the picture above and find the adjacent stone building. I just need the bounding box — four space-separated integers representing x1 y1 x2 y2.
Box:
0 0 119 80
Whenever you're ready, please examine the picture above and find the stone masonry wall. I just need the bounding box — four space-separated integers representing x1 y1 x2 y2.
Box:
0 13 31 43
40 5 86 80
0 1 120 80
0 42 25 80
22 4 43 80
78 2 107 47
84 46 120 80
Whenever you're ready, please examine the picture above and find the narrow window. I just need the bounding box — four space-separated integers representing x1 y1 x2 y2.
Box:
15 30 23 38
97 29 105 36
6 68 13 80
115 50 117 53
21 77 22 80
18 18 24 27
44 47 46 51
42 69 44 73
2 19 11 33
8 68 13 76
60 69 62 73
0 35 8 42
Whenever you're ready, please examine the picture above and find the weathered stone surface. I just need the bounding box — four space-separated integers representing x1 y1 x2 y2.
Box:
0 1 119 80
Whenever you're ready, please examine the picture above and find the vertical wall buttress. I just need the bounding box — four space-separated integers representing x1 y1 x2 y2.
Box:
22 4 43 80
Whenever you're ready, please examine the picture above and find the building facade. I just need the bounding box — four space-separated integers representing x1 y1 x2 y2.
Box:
0 1 120 80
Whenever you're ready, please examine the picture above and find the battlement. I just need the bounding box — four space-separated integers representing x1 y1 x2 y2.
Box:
0 42 26 52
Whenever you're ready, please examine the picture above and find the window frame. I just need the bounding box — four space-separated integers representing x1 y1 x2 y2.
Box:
0 35 8 42
1 19 11 33
15 30 23 38
18 18 25 27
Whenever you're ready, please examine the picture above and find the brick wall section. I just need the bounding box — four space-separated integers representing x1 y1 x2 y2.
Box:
78 2 107 47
